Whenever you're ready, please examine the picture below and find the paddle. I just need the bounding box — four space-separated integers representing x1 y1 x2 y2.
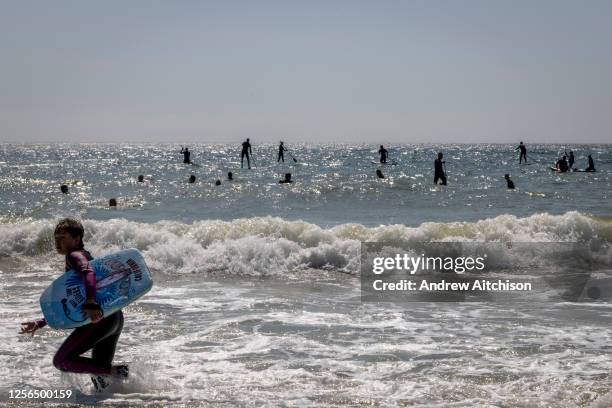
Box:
287 150 298 163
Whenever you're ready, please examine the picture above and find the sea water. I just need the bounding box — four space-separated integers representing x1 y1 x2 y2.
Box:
1 143 611 407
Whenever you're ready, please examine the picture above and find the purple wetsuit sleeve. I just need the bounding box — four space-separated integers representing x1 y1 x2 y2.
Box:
35 318 47 329
67 251 96 301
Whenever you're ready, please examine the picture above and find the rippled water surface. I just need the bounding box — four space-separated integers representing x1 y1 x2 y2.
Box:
1 143 611 406
1 143 609 225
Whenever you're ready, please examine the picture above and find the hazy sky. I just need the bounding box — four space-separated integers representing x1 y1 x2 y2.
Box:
1 0 611 144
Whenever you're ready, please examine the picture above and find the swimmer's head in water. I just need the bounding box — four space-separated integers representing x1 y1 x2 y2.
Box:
504 174 510 179
376 169 385 179
228 172 233 180
279 173 292 183
54 218 85 253
189 175 196 183
109 198 117 207
60 184 69 194
137 175 144 182
215 180 221 186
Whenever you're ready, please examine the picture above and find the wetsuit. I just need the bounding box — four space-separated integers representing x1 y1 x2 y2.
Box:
568 153 575 169
434 159 447 185
36 250 124 375
586 157 595 172
278 144 285 162
241 141 252 169
556 159 569 172
506 179 515 189
516 144 527 164
181 149 191 164
379 148 388 164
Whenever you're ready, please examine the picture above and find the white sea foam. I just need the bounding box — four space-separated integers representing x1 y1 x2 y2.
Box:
0 211 610 277
2 252 612 406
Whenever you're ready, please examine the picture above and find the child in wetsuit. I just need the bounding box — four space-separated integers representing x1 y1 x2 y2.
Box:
20 218 128 391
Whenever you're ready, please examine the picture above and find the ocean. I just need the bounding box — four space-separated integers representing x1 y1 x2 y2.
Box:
1 143 611 407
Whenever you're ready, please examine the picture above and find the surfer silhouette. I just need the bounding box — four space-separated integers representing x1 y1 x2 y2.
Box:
585 155 596 172
241 138 252 169
278 141 286 162
378 145 389 164
556 156 569 172
434 152 447 185
180 147 191 164
516 142 527 164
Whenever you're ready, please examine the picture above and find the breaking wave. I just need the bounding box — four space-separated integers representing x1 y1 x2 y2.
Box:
0 211 610 276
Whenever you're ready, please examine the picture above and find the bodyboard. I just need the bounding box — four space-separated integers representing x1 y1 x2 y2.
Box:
40 248 153 329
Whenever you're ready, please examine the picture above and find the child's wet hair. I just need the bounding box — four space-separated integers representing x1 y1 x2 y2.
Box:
54 218 85 249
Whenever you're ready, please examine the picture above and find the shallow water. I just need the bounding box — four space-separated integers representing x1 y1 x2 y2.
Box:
3 273 612 407
1 143 611 406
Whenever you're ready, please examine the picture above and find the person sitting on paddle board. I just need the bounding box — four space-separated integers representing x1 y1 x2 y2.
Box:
515 141 527 164
556 156 569 173
19 218 128 391
585 154 596 172
378 145 389 164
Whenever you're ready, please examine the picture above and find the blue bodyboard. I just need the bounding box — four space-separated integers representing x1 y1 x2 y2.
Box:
40 248 153 329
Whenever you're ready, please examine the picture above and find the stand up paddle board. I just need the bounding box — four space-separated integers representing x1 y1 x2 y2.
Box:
40 249 153 329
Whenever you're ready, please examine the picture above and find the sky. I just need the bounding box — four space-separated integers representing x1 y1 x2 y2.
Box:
1 0 611 144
